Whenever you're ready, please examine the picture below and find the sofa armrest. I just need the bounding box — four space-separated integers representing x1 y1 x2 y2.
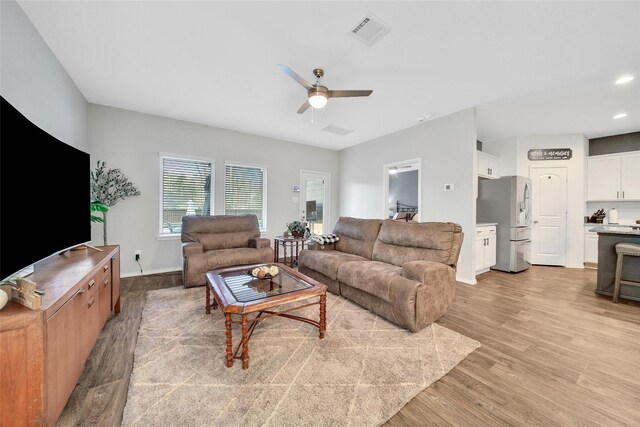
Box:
402 260 453 284
182 242 204 257
307 241 336 251
249 238 271 249
403 260 457 329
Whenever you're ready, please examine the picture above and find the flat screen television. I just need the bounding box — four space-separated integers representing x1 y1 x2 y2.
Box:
1 96 91 281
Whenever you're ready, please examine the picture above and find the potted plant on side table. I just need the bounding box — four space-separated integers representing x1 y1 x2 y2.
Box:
287 221 310 238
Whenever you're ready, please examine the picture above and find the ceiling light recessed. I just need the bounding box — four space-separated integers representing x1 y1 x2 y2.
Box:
613 113 628 119
615 75 634 85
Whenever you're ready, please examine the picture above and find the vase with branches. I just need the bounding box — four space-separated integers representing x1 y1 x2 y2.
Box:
90 161 141 245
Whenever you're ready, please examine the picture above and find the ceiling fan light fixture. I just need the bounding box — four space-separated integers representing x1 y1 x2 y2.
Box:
309 93 328 109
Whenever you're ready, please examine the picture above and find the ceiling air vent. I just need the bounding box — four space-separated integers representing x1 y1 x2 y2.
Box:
321 125 354 136
350 14 390 46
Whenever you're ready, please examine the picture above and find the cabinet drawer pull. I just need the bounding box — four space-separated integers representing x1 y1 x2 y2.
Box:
103 265 109 272
617 191 620 199
88 297 95 307
622 191 625 198
103 279 110 287
73 288 86 298
88 279 96 288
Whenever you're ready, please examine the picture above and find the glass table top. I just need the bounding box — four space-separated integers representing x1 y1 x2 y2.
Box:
220 268 313 303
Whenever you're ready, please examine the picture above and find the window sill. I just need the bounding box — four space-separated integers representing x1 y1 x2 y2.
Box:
157 234 181 241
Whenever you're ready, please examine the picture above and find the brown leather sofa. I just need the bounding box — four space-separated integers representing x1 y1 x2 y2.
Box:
181 215 272 288
298 217 463 331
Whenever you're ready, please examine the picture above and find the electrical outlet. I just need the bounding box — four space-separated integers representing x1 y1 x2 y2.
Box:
134 250 141 262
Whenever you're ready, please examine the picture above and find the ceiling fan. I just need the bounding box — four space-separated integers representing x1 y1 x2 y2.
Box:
277 65 373 114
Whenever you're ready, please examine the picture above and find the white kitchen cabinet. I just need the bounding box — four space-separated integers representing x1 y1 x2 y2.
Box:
476 225 497 274
584 228 598 266
477 151 500 179
587 151 640 201
620 153 640 200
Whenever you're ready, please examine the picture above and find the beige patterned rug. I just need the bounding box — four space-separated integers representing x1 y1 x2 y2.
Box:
122 287 479 426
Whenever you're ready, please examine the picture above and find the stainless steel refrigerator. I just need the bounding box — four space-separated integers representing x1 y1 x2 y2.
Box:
477 176 532 272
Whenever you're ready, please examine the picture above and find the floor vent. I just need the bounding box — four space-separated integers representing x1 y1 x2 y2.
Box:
321 125 354 136
350 14 390 46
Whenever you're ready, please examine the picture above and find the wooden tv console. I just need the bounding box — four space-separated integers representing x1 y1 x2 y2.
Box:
0 246 120 426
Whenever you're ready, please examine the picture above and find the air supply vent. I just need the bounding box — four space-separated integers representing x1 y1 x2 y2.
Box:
321 125 354 136
350 14 390 46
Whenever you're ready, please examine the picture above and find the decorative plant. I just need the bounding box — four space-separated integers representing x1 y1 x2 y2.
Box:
287 220 310 237
90 161 141 245
90 201 109 223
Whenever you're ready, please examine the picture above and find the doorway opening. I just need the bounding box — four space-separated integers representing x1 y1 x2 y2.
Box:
383 158 421 221
300 170 330 235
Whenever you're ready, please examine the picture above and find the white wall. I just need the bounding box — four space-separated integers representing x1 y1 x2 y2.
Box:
88 105 339 276
485 134 588 268
0 0 87 151
339 108 478 284
516 135 588 268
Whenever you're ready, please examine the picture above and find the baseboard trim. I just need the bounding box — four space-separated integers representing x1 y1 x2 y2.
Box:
121 266 182 278
457 277 477 286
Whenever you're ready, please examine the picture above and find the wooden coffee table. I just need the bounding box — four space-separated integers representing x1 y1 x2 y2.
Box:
205 263 327 369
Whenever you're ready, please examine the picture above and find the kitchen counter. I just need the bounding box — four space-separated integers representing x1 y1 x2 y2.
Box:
588 225 640 236
477 222 498 226
589 227 640 302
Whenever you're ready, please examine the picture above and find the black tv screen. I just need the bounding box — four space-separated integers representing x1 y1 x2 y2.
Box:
1 96 90 281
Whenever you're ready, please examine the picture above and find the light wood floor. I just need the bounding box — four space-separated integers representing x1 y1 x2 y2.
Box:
59 267 639 426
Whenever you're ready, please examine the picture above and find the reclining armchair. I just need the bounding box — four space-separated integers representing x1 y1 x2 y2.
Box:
181 214 273 287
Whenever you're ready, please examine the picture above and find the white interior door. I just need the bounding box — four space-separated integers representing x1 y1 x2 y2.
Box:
531 167 567 266
300 171 330 235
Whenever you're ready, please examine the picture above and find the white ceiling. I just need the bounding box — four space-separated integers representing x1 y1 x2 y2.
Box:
18 1 640 150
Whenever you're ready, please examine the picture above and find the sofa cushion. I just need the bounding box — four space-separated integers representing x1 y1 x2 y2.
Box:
204 247 272 271
337 261 419 303
182 215 260 251
372 220 463 267
333 217 383 260
298 249 367 281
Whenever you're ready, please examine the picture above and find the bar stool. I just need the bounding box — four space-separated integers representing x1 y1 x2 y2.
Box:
613 242 640 303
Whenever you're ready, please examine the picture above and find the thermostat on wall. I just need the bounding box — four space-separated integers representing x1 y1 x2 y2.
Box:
444 183 455 191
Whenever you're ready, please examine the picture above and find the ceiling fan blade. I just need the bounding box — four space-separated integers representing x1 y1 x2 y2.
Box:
277 64 313 90
328 90 373 98
297 100 311 114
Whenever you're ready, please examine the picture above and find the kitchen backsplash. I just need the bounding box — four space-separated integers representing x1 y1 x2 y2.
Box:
586 201 640 225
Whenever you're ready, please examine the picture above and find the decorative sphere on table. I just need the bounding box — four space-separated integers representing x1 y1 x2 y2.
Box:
0 289 8 311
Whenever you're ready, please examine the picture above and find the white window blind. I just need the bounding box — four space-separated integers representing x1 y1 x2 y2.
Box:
225 163 266 230
160 156 213 235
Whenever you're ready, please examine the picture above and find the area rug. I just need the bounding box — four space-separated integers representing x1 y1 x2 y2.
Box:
122 286 480 426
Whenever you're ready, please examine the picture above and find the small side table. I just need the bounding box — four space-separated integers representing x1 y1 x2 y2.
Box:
273 236 309 268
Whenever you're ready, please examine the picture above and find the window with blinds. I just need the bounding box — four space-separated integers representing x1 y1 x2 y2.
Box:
160 155 214 235
224 163 267 230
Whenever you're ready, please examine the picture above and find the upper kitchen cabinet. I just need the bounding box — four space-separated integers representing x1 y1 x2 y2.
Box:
478 151 500 179
620 153 640 200
587 151 640 201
